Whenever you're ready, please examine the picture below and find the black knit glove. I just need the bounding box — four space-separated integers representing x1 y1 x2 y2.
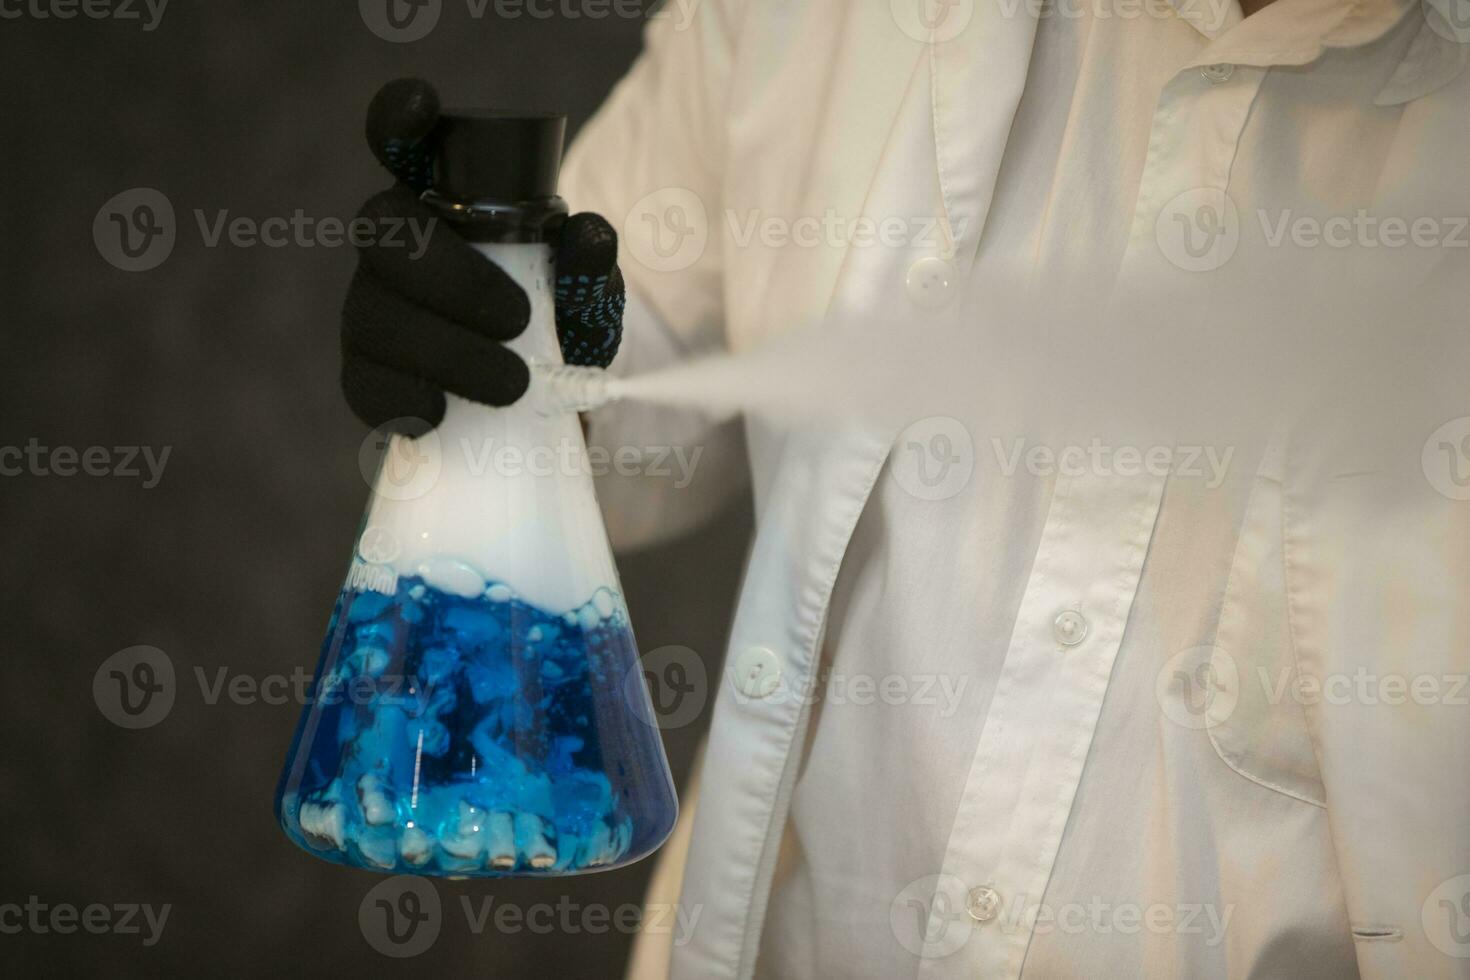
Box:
341 78 625 434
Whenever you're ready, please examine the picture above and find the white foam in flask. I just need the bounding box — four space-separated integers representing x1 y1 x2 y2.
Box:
360 242 617 615
354 111 618 615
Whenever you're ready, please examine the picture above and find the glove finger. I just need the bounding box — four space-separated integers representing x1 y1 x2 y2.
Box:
555 212 619 293
366 78 441 192
344 267 531 407
557 264 625 368
341 353 447 434
357 186 532 342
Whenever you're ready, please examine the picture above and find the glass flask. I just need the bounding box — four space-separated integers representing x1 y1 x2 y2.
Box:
275 111 677 877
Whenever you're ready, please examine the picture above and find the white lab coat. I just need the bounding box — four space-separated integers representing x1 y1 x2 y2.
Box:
558 1 1470 976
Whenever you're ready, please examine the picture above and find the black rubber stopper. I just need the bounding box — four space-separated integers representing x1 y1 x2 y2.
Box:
431 110 566 203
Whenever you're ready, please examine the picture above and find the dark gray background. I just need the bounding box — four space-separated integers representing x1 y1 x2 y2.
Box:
1 2 748 975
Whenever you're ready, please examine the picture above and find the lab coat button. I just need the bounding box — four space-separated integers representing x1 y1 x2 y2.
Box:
967 886 1001 922
905 257 955 309
1053 610 1089 646
732 646 781 699
1200 63 1235 84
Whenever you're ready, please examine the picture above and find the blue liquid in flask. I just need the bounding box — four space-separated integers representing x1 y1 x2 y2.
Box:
276 572 676 876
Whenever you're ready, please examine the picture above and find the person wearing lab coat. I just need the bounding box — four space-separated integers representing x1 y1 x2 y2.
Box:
340 0 1470 976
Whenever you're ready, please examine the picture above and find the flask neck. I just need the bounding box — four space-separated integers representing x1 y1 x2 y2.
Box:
421 191 568 244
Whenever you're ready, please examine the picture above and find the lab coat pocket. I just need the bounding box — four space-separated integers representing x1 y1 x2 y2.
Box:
1204 462 1327 808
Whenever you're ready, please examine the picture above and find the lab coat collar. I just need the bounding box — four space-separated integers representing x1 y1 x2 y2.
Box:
1178 0 1418 68
1375 2 1469 104
1168 0 1465 103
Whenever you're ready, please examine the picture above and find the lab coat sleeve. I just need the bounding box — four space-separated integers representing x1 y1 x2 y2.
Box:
1283 410 1470 979
558 0 749 552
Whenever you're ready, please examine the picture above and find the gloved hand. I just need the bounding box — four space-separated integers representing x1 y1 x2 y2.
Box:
341 78 625 434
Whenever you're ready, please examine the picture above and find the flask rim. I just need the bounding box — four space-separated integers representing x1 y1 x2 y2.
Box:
420 190 569 244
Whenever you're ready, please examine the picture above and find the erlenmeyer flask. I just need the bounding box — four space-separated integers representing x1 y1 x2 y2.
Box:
275 111 677 877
